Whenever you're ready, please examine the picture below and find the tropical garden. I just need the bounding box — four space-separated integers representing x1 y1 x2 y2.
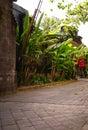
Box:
16 0 88 86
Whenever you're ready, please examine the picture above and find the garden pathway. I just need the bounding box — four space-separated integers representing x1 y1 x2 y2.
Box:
0 79 88 130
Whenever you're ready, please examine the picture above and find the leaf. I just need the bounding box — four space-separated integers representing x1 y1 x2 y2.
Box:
49 0 54 3
23 13 29 31
35 13 44 34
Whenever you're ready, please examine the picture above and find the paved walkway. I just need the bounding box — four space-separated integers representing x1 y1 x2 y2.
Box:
0 79 88 130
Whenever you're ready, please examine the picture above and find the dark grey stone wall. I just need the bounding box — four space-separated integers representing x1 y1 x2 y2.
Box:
0 0 17 94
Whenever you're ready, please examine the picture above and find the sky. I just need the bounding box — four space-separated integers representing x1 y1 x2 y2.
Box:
15 0 88 46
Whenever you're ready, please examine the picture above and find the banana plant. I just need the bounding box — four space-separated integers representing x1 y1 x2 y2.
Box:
16 12 88 85
48 38 77 80
16 13 59 84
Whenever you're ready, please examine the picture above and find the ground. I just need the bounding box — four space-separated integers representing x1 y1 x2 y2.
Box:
0 79 88 130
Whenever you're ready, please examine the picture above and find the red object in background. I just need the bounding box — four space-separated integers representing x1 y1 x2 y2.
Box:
77 58 86 68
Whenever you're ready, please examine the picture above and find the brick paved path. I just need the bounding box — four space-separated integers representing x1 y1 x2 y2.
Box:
0 79 88 130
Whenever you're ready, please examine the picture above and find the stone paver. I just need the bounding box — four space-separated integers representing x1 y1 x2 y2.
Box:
0 79 88 130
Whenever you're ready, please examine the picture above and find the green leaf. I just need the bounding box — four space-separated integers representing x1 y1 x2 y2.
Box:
23 13 29 31
49 0 54 3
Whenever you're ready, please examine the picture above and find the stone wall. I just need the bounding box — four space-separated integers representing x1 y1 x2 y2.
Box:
0 0 17 94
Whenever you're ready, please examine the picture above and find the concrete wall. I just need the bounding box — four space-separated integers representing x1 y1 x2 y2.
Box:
0 0 16 94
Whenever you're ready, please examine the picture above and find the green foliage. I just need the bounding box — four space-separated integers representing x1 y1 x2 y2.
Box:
49 38 77 80
16 10 88 86
67 0 88 24
49 0 54 3
31 74 50 85
19 13 30 45
23 13 29 31
40 16 60 32
49 0 88 26
75 44 88 58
